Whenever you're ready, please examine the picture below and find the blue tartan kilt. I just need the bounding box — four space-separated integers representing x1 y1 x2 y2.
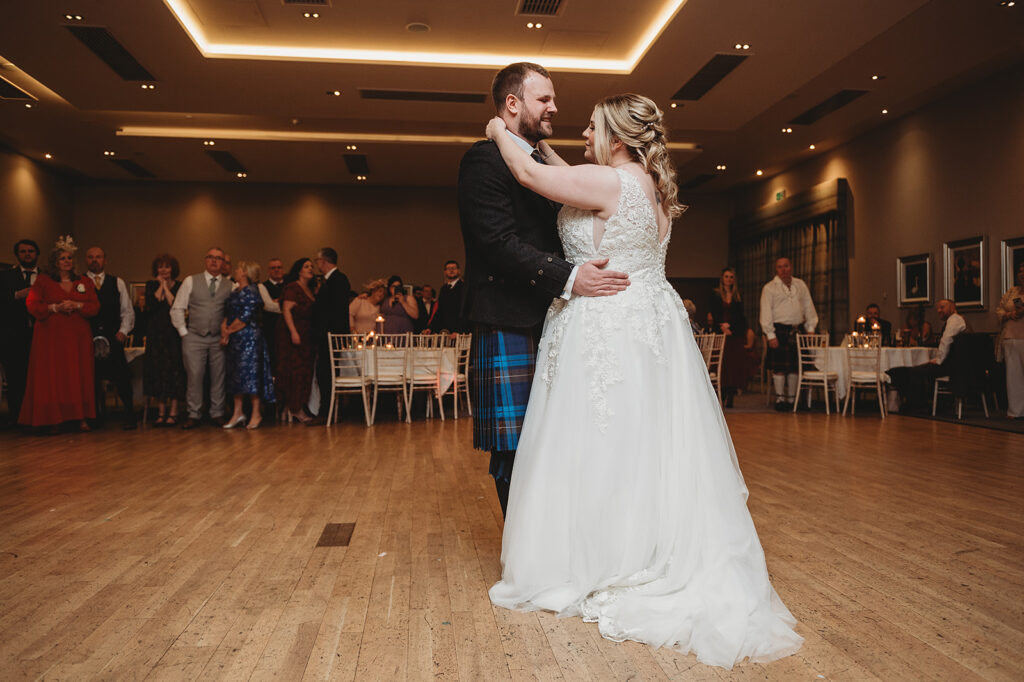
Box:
471 327 538 453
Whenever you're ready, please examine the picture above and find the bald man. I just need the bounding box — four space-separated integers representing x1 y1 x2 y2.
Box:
760 257 818 410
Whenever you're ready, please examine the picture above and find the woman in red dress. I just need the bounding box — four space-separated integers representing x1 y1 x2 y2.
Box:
275 257 318 423
19 238 100 431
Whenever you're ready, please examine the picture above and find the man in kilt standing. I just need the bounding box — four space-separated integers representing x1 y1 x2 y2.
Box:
759 257 819 411
457 62 629 515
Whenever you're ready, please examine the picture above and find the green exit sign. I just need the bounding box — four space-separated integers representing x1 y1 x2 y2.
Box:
775 189 786 201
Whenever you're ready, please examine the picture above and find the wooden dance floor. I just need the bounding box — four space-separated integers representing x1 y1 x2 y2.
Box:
1 411 1021 680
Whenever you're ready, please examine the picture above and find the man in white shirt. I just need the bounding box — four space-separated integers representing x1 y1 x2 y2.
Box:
85 247 137 429
760 257 819 410
886 298 969 411
170 247 233 429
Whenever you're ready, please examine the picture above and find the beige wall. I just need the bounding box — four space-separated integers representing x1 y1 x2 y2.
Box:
0 146 73 264
730 62 1024 333
71 174 729 289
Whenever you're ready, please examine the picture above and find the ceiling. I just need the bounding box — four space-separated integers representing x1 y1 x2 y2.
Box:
0 0 1021 191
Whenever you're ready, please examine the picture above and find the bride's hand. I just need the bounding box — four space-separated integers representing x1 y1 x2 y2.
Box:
485 117 506 141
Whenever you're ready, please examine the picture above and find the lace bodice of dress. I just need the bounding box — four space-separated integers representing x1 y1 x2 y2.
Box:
540 168 687 430
557 167 669 281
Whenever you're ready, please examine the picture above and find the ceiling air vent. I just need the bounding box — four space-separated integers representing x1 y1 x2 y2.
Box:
788 90 869 126
671 54 747 101
517 0 565 16
359 89 486 104
0 76 33 100
66 26 154 81
679 173 716 190
206 150 247 175
343 154 369 175
110 159 155 178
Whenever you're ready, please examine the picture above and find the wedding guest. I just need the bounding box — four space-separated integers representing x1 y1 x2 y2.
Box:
419 284 437 327
864 303 893 346
19 236 99 431
143 254 186 426
903 306 934 346
760 257 818 411
221 260 275 429
276 258 317 423
311 247 351 421
682 299 703 334
170 247 232 429
380 274 419 334
426 260 467 333
886 299 968 412
0 239 40 425
349 279 386 334
221 252 233 279
260 257 285 368
997 262 1024 418
85 246 137 429
710 267 755 407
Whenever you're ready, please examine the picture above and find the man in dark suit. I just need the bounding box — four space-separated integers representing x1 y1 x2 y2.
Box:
311 246 351 422
0 239 40 426
426 261 468 334
260 257 285 368
457 62 629 515
85 246 137 429
415 284 436 333
864 303 893 346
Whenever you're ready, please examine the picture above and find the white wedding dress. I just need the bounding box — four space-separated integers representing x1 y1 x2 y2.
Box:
489 168 803 669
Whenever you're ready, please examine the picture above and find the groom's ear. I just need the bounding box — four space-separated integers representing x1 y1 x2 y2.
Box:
504 93 519 116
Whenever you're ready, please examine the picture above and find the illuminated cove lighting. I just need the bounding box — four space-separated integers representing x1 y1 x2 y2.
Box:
161 0 688 74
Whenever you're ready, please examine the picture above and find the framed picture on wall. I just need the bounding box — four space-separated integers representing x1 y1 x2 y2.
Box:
129 281 147 307
896 253 931 307
943 236 986 311
1001 236 1024 294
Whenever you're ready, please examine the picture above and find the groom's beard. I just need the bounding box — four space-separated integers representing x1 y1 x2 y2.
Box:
518 108 552 146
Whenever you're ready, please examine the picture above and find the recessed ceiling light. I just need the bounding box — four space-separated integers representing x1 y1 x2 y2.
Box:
669 102 677 108
103 150 115 156
236 172 247 178
24 103 32 109
734 43 750 50
871 75 879 80
999 1 1014 7
356 175 367 181
141 84 156 90
303 12 320 19
329 90 341 96
755 169 763 176
44 153 53 159
526 22 543 29
345 144 358 150
809 144 816 150
881 108 888 115
715 164 727 171
405 22 431 32
203 140 215 146
781 127 793 134
64 14 83 21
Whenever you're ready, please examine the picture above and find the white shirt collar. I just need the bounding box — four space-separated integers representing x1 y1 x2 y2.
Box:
504 129 537 155
323 267 336 280
205 271 219 284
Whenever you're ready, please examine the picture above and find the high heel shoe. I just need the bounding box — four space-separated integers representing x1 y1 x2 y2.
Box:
246 419 262 430
222 415 247 429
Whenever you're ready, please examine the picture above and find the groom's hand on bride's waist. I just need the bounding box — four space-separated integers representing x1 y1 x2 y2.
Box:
572 258 630 297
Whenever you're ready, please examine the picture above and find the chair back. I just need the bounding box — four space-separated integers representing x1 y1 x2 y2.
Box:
946 333 996 397
329 333 368 383
455 333 472 372
796 333 830 373
846 345 881 379
373 344 408 385
694 333 724 372
412 333 443 349
409 345 444 383
376 332 411 348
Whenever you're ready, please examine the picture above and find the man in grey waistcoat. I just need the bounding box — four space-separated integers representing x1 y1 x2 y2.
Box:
170 247 232 429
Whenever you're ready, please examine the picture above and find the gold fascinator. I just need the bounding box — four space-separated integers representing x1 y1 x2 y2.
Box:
54 234 78 253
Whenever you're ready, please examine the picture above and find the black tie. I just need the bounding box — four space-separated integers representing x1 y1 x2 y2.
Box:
23 270 32 287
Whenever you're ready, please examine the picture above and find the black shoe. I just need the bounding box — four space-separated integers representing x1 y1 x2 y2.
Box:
181 417 201 430
774 400 788 412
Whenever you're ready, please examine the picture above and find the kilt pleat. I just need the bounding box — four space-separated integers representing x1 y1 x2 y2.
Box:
471 327 537 452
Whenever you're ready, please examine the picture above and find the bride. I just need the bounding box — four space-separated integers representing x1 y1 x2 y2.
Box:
484 94 803 669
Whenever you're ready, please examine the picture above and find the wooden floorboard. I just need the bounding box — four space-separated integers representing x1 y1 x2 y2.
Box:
1 411 1022 680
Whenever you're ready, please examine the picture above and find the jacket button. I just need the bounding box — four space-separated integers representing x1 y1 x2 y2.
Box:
537 269 544 275
487 275 494 282
530 280 536 286
547 257 553 262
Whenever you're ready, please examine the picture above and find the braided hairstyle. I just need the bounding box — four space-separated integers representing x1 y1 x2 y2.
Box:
591 93 686 219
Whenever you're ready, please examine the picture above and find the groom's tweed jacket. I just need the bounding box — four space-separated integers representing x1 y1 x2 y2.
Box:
457 140 573 329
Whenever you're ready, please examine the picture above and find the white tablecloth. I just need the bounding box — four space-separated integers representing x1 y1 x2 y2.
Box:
816 347 937 399
336 347 456 397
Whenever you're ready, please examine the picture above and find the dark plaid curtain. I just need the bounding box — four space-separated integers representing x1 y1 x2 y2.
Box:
733 210 848 342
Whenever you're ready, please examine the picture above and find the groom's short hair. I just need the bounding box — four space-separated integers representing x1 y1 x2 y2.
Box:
492 62 550 112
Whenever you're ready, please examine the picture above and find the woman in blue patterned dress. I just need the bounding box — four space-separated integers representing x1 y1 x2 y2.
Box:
221 260 276 429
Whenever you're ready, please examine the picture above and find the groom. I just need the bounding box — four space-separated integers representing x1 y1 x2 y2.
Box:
457 62 629 516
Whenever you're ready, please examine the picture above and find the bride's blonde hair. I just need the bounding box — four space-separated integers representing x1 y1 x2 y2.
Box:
591 94 686 219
